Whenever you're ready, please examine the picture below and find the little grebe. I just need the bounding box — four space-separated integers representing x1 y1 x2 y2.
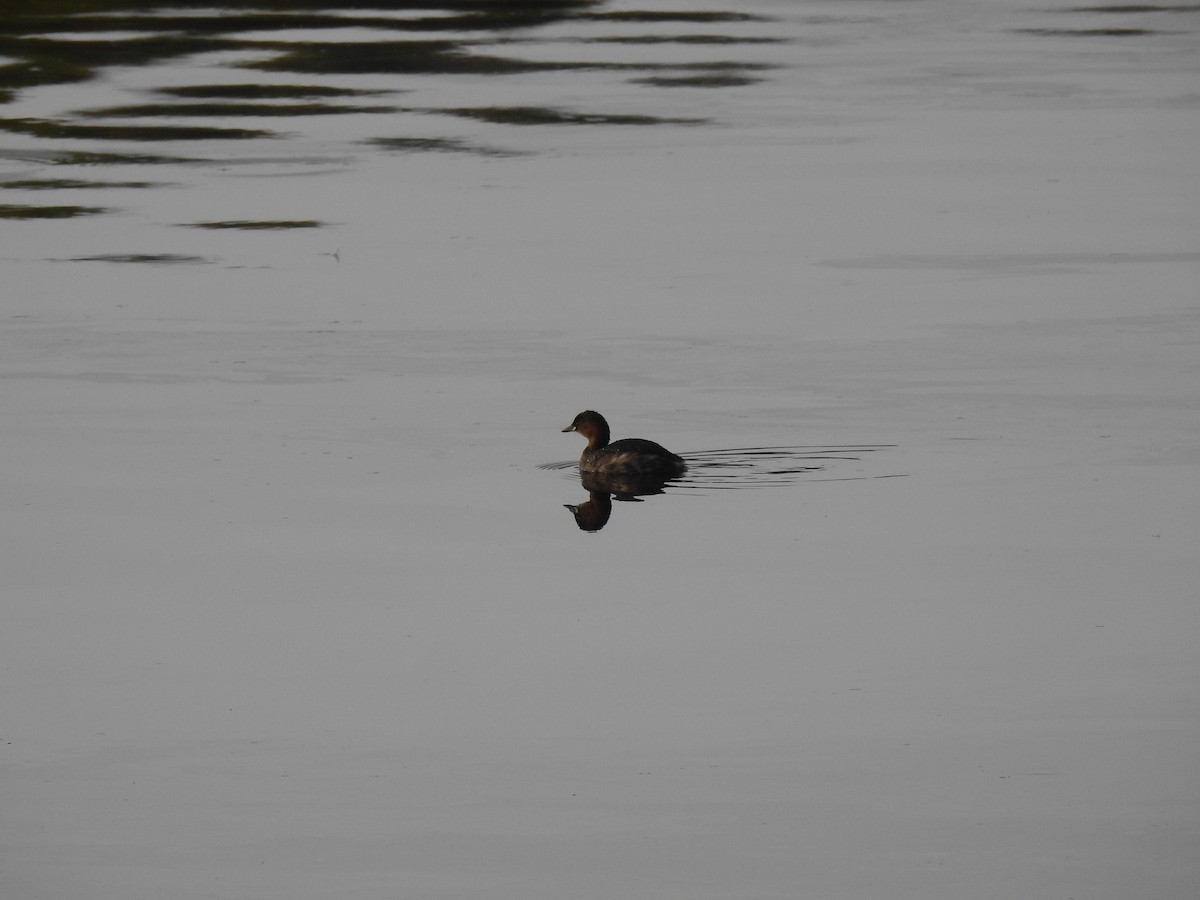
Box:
562 410 686 478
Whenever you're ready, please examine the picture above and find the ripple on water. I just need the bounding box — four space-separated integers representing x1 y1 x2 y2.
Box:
541 445 897 492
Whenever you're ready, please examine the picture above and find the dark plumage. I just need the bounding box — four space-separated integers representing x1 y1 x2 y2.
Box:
561 410 686 479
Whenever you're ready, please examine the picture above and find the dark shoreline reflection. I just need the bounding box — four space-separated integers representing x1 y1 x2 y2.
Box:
546 444 896 532
0 1 775 242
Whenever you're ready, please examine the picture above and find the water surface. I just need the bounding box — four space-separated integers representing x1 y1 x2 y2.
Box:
3 3 1198 899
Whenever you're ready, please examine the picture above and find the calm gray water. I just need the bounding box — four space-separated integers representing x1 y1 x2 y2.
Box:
4 3 1199 899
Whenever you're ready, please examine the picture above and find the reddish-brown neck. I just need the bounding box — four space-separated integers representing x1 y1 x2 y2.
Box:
577 418 610 451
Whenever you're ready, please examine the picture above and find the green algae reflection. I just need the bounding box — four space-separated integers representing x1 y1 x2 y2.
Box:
62 253 212 264
0 117 273 141
157 84 390 100
420 106 706 126
187 220 323 230
74 102 398 119
365 136 520 157
0 178 161 190
0 203 107 219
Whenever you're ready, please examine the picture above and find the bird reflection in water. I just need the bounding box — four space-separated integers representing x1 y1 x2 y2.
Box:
564 472 675 532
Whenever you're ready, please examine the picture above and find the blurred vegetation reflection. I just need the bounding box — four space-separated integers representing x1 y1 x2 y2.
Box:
0 1 772 222
0 0 767 98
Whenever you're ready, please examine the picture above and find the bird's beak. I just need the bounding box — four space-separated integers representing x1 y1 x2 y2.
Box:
562 424 576 432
